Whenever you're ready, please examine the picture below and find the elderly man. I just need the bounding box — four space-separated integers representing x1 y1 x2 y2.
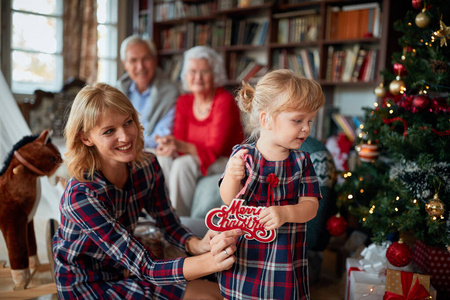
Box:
117 35 179 150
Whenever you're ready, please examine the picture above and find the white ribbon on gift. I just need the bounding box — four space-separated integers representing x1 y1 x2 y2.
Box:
358 241 391 276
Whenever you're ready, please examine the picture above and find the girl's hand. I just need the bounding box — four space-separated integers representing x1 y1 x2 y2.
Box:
209 229 242 271
258 206 288 231
226 149 248 181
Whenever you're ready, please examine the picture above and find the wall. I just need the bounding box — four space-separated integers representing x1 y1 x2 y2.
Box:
333 86 377 116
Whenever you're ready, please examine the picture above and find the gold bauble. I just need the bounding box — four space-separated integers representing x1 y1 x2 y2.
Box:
374 83 387 98
415 11 431 28
425 194 445 217
389 78 405 95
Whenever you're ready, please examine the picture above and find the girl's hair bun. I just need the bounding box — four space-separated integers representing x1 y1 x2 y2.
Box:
237 81 255 113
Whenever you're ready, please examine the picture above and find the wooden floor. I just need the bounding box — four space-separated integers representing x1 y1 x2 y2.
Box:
0 248 346 300
310 248 347 300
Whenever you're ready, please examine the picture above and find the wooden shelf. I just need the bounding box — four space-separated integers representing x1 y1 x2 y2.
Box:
132 0 399 140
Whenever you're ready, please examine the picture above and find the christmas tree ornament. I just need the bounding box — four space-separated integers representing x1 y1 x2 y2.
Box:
431 59 449 74
412 0 422 10
386 239 413 267
374 83 387 98
415 10 431 28
389 76 406 95
326 213 347 236
433 19 450 47
393 62 407 77
412 94 430 111
425 193 445 217
358 142 379 162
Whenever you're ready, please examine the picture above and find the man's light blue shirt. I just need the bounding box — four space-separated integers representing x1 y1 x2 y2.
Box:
128 82 175 149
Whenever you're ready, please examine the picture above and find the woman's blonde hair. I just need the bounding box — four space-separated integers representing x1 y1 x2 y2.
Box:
64 83 145 181
237 69 325 141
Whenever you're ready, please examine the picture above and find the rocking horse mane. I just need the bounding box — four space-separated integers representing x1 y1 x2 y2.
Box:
0 133 53 176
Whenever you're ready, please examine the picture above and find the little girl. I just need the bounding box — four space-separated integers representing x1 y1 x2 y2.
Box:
219 69 325 300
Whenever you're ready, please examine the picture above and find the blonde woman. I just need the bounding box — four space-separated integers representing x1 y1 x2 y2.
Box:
52 83 241 300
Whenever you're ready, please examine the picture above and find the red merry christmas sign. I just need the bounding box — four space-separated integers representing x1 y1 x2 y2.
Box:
205 198 276 243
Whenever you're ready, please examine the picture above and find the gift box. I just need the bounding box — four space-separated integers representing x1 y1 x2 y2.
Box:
413 239 450 295
385 269 437 299
346 258 438 300
346 258 386 300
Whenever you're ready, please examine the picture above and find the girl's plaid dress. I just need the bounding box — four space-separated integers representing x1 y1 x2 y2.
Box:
53 153 193 299
218 143 322 300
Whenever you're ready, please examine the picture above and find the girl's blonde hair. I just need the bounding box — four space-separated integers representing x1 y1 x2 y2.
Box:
64 83 145 181
237 69 325 141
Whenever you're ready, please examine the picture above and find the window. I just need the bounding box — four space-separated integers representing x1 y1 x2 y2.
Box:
97 0 118 84
11 0 63 94
10 0 118 94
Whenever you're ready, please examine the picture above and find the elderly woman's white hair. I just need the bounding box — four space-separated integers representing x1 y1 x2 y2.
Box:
180 46 228 92
120 35 157 62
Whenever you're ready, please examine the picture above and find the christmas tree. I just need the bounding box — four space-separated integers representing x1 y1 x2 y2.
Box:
336 0 450 248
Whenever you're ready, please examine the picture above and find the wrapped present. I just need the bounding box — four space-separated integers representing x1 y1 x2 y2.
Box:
385 269 437 299
346 258 386 300
346 258 438 300
413 239 450 295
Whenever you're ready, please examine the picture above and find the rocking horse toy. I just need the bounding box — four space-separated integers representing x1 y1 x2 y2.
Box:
0 129 62 290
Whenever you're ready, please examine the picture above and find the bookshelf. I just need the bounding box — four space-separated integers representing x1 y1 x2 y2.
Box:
132 0 402 140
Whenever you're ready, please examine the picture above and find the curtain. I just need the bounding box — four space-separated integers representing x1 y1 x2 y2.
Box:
63 0 98 84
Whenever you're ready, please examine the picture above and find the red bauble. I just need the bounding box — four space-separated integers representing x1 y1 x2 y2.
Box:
412 0 422 10
326 214 348 236
393 63 407 77
412 95 430 111
386 241 413 267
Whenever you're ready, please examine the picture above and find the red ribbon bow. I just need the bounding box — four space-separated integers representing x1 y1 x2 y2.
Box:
266 173 279 207
383 272 430 300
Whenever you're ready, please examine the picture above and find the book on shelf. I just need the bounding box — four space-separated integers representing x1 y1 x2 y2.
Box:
351 48 368 82
236 61 265 82
252 20 269 46
154 0 186 22
224 18 233 46
327 46 378 83
217 0 237 11
161 56 183 82
325 45 334 81
211 21 225 48
326 2 381 40
341 44 360 82
275 10 320 44
161 25 187 50
331 113 359 142
287 54 305 77
243 21 259 45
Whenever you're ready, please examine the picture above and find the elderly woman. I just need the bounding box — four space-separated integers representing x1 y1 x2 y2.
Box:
156 46 244 216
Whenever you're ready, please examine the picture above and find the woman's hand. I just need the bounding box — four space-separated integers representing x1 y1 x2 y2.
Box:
209 229 242 271
226 149 248 181
186 230 218 255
